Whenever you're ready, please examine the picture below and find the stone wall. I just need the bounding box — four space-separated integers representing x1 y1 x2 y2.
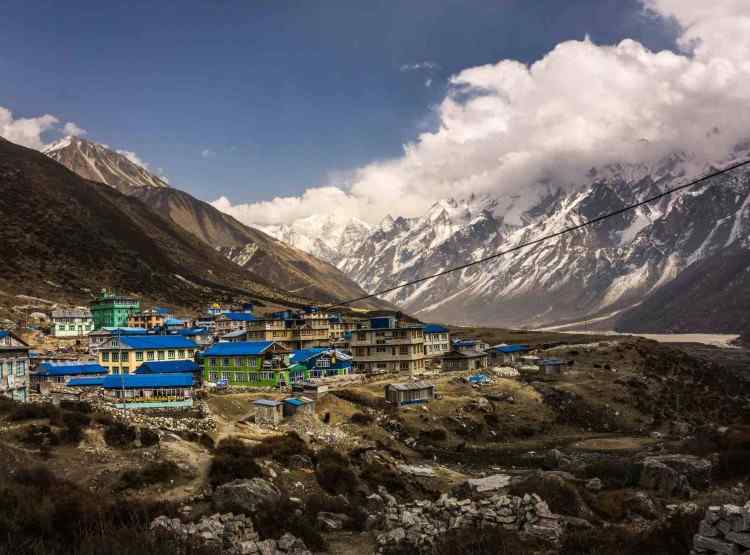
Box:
692 502 750 554
376 491 561 553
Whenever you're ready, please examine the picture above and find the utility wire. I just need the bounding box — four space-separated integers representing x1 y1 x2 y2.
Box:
323 157 750 309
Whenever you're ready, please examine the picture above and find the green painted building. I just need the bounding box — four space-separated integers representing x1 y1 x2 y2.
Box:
90 291 140 330
201 341 307 387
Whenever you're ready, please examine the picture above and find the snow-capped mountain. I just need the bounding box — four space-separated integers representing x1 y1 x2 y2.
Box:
332 150 750 332
43 136 168 193
255 213 373 265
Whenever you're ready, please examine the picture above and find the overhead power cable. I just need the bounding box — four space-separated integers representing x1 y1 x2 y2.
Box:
323 157 750 309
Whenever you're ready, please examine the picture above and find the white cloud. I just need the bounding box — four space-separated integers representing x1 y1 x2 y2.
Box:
213 1 750 227
62 122 87 137
400 61 440 72
0 107 59 150
116 149 149 169
201 148 216 159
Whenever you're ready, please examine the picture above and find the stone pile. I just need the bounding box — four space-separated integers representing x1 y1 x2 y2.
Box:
151 513 312 555
692 502 750 554
99 402 217 434
376 492 562 553
640 454 712 499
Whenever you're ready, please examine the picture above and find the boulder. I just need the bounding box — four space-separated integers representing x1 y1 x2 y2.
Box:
317 512 350 531
464 474 512 494
639 459 691 498
645 454 711 490
213 479 282 514
585 478 603 493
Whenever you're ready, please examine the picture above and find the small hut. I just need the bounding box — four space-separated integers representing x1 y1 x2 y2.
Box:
254 399 283 425
283 396 315 418
539 358 564 375
384 381 436 408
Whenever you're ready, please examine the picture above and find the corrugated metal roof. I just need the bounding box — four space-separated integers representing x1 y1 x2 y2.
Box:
219 312 256 321
490 344 529 353
66 377 105 387
389 381 435 391
102 373 194 389
203 341 276 356
136 360 198 374
541 358 564 364
36 362 107 376
164 318 184 326
254 399 282 407
424 324 449 334
118 336 197 350
221 329 247 338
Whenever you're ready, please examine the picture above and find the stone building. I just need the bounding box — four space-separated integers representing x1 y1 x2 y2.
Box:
351 316 425 375
384 381 436 407
0 331 30 402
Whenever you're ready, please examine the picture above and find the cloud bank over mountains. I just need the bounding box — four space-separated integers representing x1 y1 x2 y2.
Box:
214 0 750 227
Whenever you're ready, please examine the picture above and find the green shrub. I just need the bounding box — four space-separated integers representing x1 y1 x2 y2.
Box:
349 412 373 425
249 432 311 466
139 428 159 448
314 448 360 496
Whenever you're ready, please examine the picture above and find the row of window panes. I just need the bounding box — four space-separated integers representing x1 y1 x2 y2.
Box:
0 360 27 377
103 349 192 362
207 357 260 368
208 370 275 382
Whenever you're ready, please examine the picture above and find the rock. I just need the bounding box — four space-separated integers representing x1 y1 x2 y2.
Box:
213 479 282 515
288 454 312 469
397 464 436 477
725 532 750 549
544 449 570 470
622 491 658 520
693 535 739 554
317 512 349 531
464 474 512 493
646 454 712 490
585 478 603 492
639 459 691 498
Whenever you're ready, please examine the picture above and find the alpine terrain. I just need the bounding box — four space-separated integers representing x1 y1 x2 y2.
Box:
43 136 385 308
302 151 750 335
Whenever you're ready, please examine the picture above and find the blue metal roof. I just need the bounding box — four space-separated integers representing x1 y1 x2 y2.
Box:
102 373 194 389
136 360 198 374
468 373 490 384
424 324 449 334
36 362 107 377
541 358 564 364
203 341 275 356
284 398 304 406
491 344 529 353
164 318 184 326
0 331 9 339
176 327 209 337
290 348 327 363
118 335 197 350
67 377 105 387
220 312 256 321
103 327 147 334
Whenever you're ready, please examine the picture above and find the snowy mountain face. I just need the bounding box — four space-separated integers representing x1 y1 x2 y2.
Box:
255 214 372 265
332 152 750 330
43 136 168 194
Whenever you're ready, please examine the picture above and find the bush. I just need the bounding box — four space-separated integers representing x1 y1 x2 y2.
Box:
251 496 326 552
419 428 448 442
715 450 750 480
249 432 311 466
349 412 373 425
9 403 60 422
508 474 586 517
59 400 91 414
359 461 412 498
583 458 642 489
62 411 91 430
18 425 59 447
208 438 263 487
139 428 160 448
116 461 180 491
93 413 115 426
304 493 367 531
199 433 215 450
104 422 137 448
314 448 360 496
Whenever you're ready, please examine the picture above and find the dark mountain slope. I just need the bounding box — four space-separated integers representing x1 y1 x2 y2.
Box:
0 137 311 309
615 247 750 335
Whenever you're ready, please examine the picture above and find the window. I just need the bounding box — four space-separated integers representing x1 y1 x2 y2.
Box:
209 372 219 381
122 367 129 374
147 351 155 361
16 360 25 376
102 352 110 362
111 352 119 362
168 350 175 360
399 346 409 355
221 372 229 381
235 357 243 367
135 351 144 362
178 350 185 359
222 358 230 367
158 351 165 360
0 362 4 379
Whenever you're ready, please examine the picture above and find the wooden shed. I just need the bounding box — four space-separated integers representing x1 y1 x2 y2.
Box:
384 381 436 408
283 396 315 417
254 399 284 425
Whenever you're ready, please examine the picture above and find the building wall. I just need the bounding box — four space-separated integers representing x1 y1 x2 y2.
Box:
425 332 451 356
91 296 140 329
51 316 94 337
202 355 306 387
350 324 425 375
0 351 29 402
98 347 197 374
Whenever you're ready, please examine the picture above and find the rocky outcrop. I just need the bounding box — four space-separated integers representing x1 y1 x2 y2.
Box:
640 455 712 498
692 502 750 554
376 492 562 553
150 512 311 554
213 479 282 514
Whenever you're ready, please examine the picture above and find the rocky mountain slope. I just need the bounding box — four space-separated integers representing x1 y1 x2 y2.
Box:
334 152 750 331
43 137 384 308
0 137 312 309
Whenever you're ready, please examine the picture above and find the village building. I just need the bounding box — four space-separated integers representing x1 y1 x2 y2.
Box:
174 327 213 347
441 349 489 372
289 348 353 379
0 331 30 402
90 291 140 330
240 312 331 351
350 316 426 375
453 338 490 355
488 344 530 365
283 396 315 418
31 361 107 390
102 373 194 409
384 381 436 408
127 307 172 330
539 357 565 375
328 314 358 343
50 308 94 338
254 399 284 425
135 359 200 376
201 341 303 387
214 312 257 335
424 324 451 357
87 327 148 354
97 335 198 375
164 318 189 332
291 382 329 399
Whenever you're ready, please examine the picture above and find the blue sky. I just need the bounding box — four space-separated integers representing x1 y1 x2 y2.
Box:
1 0 678 204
